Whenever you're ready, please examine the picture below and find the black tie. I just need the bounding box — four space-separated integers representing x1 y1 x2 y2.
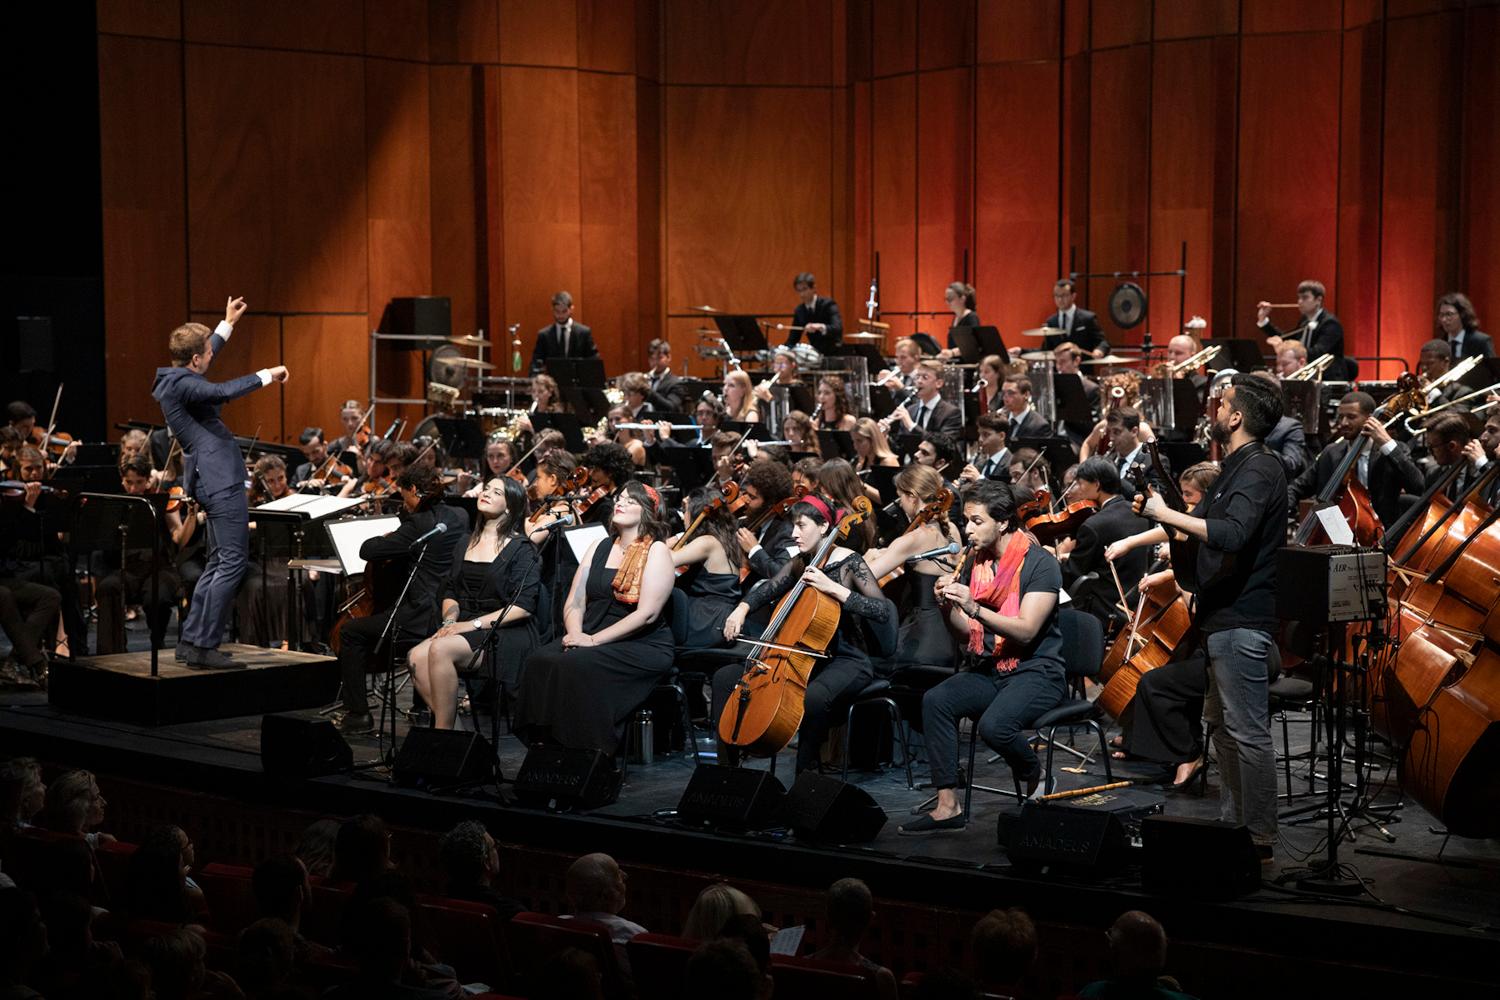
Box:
915 404 928 429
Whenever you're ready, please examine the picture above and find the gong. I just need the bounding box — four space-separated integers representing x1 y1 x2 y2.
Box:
1109 282 1147 329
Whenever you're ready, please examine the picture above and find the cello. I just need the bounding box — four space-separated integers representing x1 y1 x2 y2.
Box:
718 496 874 756
1097 570 1192 720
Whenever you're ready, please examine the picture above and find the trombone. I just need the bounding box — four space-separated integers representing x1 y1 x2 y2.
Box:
1153 345 1219 377
1403 380 1500 436
1284 354 1334 381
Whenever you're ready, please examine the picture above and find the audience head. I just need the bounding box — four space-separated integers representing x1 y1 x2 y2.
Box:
126 824 196 923
566 852 628 915
295 818 339 879
142 928 208 1000
439 820 499 889
683 883 761 941
533 946 604 1000
686 939 768 1000
252 854 311 925
345 896 412 982
970 907 1037 990
331 813 390 884
1106 909 1170 982
0 757 44 829
823 877 877 947
236 918 297 997
39 769 104 836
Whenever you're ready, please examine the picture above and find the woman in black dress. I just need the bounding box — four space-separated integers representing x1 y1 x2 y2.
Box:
863 464 961 671
715 494 898 773
940 282 979 360
669 487 743 650
409 477 542 730
516 480 677 754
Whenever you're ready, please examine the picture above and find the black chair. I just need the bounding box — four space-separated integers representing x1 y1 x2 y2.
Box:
1268 673 1317 801
839 679 915 787
1026 608 1112 792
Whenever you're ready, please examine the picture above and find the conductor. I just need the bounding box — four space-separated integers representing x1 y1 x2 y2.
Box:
151 296 289 669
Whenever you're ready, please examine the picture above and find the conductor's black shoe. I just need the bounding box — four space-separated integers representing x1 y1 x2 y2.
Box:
898 813 967 835
338 712 376 735
174 643 196 663
187 646 245 670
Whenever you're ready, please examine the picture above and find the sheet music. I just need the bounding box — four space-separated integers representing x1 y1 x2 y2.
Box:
325 515 402 576
563 524 610 562
255 493 368 519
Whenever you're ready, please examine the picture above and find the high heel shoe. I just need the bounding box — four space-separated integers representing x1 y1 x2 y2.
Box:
1169 757 1206 794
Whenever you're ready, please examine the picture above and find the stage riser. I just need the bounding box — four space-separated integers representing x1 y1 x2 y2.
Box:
46 646 340 725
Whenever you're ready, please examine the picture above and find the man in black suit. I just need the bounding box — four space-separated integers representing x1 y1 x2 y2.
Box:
786 272 843 354
891 360 961 441
1288 391 1423 528
1083 406 1167 498
1059 457 1151 628
528 290 600 376
1417 410 1489 495
958 413 1012 483
1257 280 1354 381
1438 292 1493 360
643 338 685 413
1041 279 1108 357
998 374 1052 443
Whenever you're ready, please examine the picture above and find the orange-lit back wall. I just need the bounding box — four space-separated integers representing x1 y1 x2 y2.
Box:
98 0 1498 443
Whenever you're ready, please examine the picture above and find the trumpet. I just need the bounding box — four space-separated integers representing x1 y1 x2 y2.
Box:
1403 380 1500 435
1284 354 1335 381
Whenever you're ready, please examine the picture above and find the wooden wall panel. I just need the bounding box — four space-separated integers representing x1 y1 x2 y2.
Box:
977 0 1059 63
99 34 187 431
428 0 500 64
634 76 663 361
184 0 364 53
1241 0 1341 35
663 0 834 85
1153 0 1238 40
1060 55 1090 282
280 315 373 440
974 62 1060 338
870 74 917 330
499 68 583 332
365 0 430 61
870 0 918 76
579 73 641 374
664 87 833 314
427 66 481 335
1336 24 1384 369
1090 0 1150 49
1086 44 1150 345
1460 6 1500 332
918 0 973 71
499 0 579 68
1379 12 1463 370
852 80 873 310
97 0 180 39
915 68 972 319
1234 33 1339 340
579 0 637 73
184 45 368 314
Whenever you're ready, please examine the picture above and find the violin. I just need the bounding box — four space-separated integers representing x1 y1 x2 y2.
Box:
879 488 954 586
718 496 875 756
30 427 75 460
672 482 741 575
737 484 809 583
1024 481 1097 545
0 480 67 500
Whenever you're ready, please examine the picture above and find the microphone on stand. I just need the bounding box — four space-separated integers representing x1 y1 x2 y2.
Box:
538 513 576 531
406 521 449 550
906 541 961 563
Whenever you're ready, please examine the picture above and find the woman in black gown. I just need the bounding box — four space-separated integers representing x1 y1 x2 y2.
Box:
940 282 979 360
409 477 542 730
516 481 677 754
714 494 897 773
863 464 961 671
669 487 743 650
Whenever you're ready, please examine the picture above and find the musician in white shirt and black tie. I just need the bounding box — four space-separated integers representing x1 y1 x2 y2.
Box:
1041 279 1108 357
958 413 1012 484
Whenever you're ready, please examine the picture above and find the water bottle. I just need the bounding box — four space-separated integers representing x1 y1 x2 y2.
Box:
628 709 654 765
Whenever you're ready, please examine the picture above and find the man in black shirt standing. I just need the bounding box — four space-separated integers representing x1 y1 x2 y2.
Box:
1119 374 1287 858
787 272 843 354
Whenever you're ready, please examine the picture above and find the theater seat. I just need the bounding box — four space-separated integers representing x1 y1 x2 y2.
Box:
417 895 511 987
504 912 626 1000
196 862 259 934
771 954 883 1000
302 877 355 947
626 931 697 1000
93 837 139 903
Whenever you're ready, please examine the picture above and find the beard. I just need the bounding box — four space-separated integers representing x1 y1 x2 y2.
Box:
1209 418 1233 446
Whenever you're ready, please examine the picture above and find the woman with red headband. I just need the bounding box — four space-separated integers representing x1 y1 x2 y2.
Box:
714 492 897 773
515 480 677 755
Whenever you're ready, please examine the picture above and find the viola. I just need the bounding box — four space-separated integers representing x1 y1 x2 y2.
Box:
30 427 75 460
0 479 67 499
1025 498 1097 544
718 496 874 756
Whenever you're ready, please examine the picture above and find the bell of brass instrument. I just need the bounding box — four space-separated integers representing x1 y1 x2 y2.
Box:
1284 354 1334 381
1101 370 1141 408
1158 345 1220 378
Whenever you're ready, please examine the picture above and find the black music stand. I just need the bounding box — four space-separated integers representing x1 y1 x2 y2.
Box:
1458 356 1500 392
531 412 587 453
1011 437 1075 487
973 325 1008 359
546 357 606 389
864 465 899 503
1053 374 1092 428
909 332 943 356
1203 338 1266 372
561 387 612 429
950 327 985 364
713 315 769 353
431 418 487 461
49 465 124 496
248 510 316 651
817 430 856 462
658 448 714 493
783 384 816 414
72 493 168 674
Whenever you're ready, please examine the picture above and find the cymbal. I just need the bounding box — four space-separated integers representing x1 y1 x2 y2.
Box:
1082 354 1138 366
1019 326 1066 338
449 357 495 370
690 304 720 313
858 318 891 329
1019 351 1055 362
449 334 488 346
693 327 719 335
848 332 884 340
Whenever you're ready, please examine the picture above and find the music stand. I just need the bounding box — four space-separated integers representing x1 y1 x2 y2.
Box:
1279 381 1321 436
48 465 123 496
1011 437 1076 487
721 420 775 443
1459 356 1500 392
784 384 816 414
1159 441 1206 477
531 412 587 453
71 443 116 466
1203 338 1266 373
817 430 857 462
546 357 606 389
973 325 1008 359
865 465 899 503
658 448 715 493
909 332 943 356
949 327 985 364
248 510 318 651
562 386 613 429
713 315 769 353
72 493 168 674
431 418 487 461
1053 374 1092 428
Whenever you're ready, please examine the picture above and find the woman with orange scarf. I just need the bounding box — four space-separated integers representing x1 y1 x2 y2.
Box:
899 480 1067 835
513 481 677 755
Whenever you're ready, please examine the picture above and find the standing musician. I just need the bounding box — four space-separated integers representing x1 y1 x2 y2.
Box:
1041 279 1108 357
528 290 599 376
409 478 541 730
644 339 686 414
516 482 677 755
937 282 979 361
1437 292 1491 360
900 481 1067 834
864 465 962 670
1055 457 1150 629
998 375 1051 442
1257 279 1352 381
1287 391 1423 528
786 272 843 353
150 296 288 670
334 466 469 734
717 493 896 772
1114 374 1288 859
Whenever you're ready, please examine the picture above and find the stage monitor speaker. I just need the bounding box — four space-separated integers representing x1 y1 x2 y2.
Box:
514 745 620 809
1141 815 1261 899
379 296 451 347
676 765 786 830
782 773 887 843
1001 788 1164 875
260 715 353 778
393 729 493 790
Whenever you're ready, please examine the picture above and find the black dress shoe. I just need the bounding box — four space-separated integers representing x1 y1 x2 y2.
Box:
187 646 245 670
174 643 196 662
898 813 967 835
338 712 376 735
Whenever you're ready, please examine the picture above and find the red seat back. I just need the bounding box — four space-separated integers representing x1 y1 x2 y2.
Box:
302 878 354 947
417 895 510 987
197 862 260 934
92 838 138 903
626 932 697 1000
504 912 626 1000
771 954 882 1000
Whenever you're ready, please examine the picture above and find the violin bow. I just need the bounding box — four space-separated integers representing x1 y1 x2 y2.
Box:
42 384 64 456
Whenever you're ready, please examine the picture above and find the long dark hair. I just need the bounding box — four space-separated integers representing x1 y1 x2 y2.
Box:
613 480 670 542
685 487 739 567
1437 292 1480 333
815 459 873 551
469 477 527 550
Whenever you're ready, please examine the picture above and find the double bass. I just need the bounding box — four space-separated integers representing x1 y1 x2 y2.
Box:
718 496 874 756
